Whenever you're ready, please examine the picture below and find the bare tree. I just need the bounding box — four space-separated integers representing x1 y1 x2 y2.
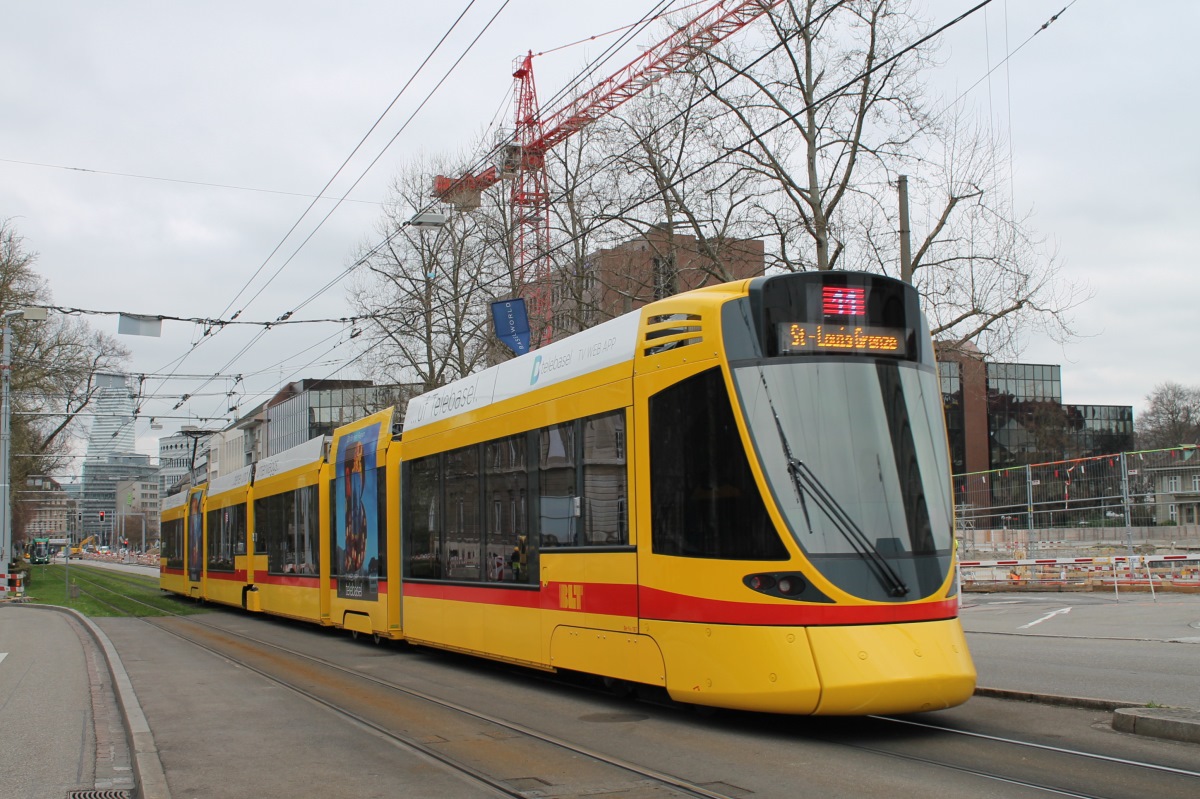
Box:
540 80 770 329
687 0 1085 354
600 80 765 281
373 1 1086 364
1138 382 1200 449
543 127 618 336
348 158 501 391
0 220 129 534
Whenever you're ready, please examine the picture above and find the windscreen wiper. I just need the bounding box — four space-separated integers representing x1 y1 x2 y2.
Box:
788 458 909 598
756 366 908 597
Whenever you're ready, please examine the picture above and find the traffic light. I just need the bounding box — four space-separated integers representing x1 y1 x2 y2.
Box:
99 511 105 522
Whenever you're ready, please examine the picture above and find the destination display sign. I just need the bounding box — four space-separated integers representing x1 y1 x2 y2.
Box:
777 322 908 357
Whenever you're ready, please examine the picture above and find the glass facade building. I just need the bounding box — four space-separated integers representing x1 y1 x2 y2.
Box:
938 360 966 473
1064 404 1135 458
80 454 156 544
986 363 1065 469
937 355 1134 474
265 381 410 457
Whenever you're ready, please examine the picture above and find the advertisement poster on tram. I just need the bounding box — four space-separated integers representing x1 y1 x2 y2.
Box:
187 489 205 583
334 421 381 600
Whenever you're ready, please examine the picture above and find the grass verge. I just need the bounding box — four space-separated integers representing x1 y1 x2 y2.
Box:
18 563 210 617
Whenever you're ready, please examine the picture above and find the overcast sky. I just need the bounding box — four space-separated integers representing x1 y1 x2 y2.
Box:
2 1 1195 464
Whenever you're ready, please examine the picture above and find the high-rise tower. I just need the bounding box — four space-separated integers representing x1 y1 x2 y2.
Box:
85 373 136 460
81 373 152 542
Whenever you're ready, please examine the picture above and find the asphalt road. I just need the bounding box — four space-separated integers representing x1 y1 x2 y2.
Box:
960 591 1200 708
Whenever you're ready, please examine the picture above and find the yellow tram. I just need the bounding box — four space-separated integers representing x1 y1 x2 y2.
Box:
163 271 975 715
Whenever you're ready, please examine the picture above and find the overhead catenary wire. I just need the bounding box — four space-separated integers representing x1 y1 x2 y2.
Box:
111 0 1049 443
213 0 495 324
151 1 520 408
102 2 696 434
138 1 964 429
137 0 509 429
165 3 686 424
380 0 1040 336
290 0 1006 397
276 0 682 322
0 157 379 204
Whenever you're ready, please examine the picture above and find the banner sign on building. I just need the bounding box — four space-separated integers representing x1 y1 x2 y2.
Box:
491 299 531 356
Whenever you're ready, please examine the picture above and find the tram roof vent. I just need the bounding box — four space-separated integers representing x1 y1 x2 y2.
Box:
643 312 703 357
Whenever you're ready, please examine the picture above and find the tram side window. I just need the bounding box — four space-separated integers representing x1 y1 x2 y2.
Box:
205 504 246 572
649 368 787 560
162 518 184 568
539 422 576 546
402 413 627 581
485 434 531 583
445 446 482 581
254 485 319 575
404 455 442 579
539 412 629 548
582 412 628 545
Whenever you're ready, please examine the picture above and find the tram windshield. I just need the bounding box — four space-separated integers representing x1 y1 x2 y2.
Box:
730 357 954 597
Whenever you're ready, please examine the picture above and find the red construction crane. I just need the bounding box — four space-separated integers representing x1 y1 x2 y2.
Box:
434 0 784 345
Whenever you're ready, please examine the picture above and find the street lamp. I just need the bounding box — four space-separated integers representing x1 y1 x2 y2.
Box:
1 306 47 571
409 211 448 228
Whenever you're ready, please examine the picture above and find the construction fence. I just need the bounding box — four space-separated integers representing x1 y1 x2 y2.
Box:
957 552 1200 595
953 445 1200 561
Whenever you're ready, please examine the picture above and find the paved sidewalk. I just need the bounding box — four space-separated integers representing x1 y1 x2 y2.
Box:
0 603 157 799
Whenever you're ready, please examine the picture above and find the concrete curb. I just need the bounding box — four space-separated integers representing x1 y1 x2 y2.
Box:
1112 707 1200 745
978 686 1200 745
974 686 1144 712
26 605 171 799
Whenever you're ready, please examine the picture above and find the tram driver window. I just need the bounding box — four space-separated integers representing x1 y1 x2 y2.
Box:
649 368 786 560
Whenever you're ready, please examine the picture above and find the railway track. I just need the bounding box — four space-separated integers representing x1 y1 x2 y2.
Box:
56 566 1200 796
77 588 1199 799
145 614 741 798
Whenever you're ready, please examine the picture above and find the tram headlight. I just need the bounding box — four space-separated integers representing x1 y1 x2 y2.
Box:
744 572 808 599
777 575 804 596
748 574 776 591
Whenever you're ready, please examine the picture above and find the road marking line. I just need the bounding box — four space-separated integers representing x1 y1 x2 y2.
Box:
1019 607 1072 629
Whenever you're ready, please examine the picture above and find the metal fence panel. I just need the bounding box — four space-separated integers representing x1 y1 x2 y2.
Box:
953 446 1200 558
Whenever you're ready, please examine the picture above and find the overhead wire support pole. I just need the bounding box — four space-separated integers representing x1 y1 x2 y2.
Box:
0 311 15 573
898 175 912 283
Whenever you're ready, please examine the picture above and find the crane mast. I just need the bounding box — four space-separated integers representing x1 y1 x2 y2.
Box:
434 0 783 346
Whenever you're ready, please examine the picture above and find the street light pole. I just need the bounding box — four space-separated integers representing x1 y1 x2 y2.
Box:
2 310 18 568
1 306 47 571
